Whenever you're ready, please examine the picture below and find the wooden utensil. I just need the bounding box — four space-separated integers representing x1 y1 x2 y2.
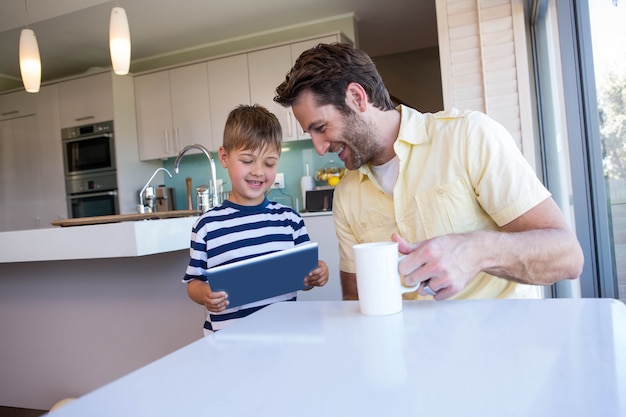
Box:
186 177 193 210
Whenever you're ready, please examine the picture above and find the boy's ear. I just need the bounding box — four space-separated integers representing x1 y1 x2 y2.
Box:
346 82 367 112
218 146 228 168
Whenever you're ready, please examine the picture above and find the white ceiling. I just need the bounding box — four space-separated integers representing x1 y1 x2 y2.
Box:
0 0 437 89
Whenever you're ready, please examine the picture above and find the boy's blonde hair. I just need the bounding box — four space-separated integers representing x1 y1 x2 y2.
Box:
222 104 282 154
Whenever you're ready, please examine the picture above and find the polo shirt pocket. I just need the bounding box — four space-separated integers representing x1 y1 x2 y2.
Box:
415 178 480 237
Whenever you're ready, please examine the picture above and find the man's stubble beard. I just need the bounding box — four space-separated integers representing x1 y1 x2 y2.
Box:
342 110 383 170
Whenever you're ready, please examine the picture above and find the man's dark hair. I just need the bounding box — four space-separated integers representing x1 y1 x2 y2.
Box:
274 43 395 114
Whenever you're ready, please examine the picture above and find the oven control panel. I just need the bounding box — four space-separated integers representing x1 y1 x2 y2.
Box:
65 171 118 195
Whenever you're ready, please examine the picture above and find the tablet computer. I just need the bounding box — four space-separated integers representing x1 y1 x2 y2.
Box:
204 242 319 308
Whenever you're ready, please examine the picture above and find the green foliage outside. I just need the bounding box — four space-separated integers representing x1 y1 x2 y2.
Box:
599 71 626 179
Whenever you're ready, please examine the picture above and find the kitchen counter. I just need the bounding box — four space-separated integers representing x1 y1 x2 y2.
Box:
0 216 199 263
299 210 333 217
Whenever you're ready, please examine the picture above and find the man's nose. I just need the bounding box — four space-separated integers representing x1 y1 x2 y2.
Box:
311 134 329 156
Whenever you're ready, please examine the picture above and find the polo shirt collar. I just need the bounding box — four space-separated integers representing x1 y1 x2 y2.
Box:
357 105 427 181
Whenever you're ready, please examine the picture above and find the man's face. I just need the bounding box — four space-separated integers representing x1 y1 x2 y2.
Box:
291 90 382 170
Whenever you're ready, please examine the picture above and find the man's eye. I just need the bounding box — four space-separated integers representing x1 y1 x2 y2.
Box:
313 124 326 134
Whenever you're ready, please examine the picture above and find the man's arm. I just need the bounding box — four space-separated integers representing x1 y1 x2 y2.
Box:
340 271 358 300
397 197 584 300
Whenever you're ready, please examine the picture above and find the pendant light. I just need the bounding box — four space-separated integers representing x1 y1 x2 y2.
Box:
19 0 41 93
109 3 131 75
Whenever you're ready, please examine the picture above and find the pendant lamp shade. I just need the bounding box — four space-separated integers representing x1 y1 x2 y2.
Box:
19 28 41 93
109 6 131 75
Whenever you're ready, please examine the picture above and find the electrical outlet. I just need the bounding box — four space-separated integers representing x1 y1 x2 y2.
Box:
272 172 285 189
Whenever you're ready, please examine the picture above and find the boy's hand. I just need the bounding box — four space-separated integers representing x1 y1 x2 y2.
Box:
204 289 229 312
304 260 329 288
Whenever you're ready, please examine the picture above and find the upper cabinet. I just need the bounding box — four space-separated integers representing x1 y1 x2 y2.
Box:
248 45 297 142
134 32 352 160
248 34 346 143
0 90 36 122
135 62 212 160
58 72 114 128
207 54 250 150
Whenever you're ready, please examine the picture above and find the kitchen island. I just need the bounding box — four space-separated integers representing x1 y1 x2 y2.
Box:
0 211 340 411
0 216 198 263
0 216 204 411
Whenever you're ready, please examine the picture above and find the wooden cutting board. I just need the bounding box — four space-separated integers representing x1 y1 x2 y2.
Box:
51 210 201 227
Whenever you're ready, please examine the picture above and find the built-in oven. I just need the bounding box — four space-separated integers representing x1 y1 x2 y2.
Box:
66 170 119 218
62 121 116 176
62 121 120 218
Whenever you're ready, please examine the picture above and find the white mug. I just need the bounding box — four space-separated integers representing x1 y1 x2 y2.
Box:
353 241 419 315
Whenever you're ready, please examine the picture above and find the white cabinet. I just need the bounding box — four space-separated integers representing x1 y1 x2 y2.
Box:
57 72 114 128
0 115 40 231
134 71 171 159
135 63 212 160
298 213 342 301
0 90 36 121
0 85 65 231
207 54 250 150
35 85 67 227
248 45 298 142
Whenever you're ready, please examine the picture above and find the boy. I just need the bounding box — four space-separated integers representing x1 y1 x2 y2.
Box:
183 104 329 334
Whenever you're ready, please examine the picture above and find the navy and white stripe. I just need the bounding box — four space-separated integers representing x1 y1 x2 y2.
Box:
183 198 311 333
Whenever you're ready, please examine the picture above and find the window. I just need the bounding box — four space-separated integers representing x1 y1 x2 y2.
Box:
530 0 621 300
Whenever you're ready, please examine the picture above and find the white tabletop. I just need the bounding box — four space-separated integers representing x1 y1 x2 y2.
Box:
46 299 626 417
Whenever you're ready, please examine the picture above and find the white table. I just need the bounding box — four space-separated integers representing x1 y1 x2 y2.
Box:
46 299 626 417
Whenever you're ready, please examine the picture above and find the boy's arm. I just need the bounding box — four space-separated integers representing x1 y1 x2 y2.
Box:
187 279 229 312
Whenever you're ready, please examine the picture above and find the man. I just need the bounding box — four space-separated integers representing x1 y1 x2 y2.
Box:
274 43 584 301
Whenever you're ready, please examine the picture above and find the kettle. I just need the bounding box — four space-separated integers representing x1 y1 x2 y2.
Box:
196 185 210 213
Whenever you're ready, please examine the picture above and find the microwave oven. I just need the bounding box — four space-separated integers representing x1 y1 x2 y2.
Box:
305 187 334 212
62 121 116 177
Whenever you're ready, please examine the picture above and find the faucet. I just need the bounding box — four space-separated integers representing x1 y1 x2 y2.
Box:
174 144 219 209
139 167 173 208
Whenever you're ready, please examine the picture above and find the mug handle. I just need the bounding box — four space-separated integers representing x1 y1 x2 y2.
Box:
397 255 420 294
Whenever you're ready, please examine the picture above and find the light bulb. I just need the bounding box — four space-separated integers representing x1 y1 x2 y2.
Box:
19 28 41 93
109 7 131 75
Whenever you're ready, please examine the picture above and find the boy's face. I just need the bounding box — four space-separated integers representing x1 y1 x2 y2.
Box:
218 144 279 206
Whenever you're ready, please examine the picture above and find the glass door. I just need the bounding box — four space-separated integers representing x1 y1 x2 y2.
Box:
588 0 626 302
530 0 621 300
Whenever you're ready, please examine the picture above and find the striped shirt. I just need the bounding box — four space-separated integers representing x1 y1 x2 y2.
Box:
183 198 311 334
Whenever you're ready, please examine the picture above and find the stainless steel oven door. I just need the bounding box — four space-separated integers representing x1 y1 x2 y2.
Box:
67 190 119 218
63 132 116 176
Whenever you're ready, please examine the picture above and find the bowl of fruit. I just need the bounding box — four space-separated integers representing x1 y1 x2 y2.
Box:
315 161 346 187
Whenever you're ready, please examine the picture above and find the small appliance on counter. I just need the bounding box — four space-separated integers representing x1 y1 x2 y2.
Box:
138 167 173 213
154 187 175 212
305 187 334 212
300 163 315 206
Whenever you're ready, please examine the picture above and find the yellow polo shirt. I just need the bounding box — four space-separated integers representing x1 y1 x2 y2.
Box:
332 106 550 299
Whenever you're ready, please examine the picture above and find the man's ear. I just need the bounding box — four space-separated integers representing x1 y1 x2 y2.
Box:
346 82 368 112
